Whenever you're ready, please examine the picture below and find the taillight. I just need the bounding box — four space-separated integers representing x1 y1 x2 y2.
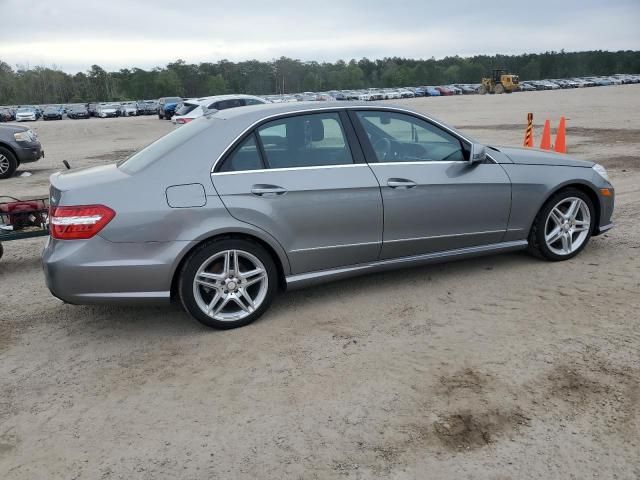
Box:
49 205 115 240
176 118 193 124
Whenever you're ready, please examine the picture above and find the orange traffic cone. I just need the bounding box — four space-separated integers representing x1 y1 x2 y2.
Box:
523 113 534 147
554 116 566 153
540 119 552 150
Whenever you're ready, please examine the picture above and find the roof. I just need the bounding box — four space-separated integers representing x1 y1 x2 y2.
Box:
213 100 392 123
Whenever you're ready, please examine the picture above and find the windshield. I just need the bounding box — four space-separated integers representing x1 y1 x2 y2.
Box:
163 97 182 104
17 108 32 113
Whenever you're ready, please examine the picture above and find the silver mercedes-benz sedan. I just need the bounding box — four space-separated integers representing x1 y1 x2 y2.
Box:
43 102 614 329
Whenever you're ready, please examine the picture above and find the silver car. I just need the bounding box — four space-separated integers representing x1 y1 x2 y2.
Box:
43 102 615 329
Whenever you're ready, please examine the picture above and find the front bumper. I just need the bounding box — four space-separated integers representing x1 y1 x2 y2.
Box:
42 235 195 304
594 186 615 236
14 142 44 164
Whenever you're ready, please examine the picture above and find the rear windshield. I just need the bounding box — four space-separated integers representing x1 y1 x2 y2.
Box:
175 103 198 116
162 97 182 104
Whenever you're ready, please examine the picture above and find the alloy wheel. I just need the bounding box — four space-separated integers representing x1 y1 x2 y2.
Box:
544 197 591 256
192 249 268 322
0 154 9 175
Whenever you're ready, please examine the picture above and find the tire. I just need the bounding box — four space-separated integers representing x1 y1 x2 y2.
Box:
528 188 595 261
0 242 3 260
495 84 505 94
178 238 278 329
0 147 18 179
478 85 487 95
158 112 164 120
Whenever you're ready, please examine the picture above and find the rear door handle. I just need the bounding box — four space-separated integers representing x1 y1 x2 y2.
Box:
250 184 287 196
387 178 417 189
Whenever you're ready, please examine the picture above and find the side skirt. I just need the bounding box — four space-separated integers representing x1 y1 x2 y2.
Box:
285 240 528 290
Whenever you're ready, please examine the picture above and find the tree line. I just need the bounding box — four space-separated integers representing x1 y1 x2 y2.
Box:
1 50 638 105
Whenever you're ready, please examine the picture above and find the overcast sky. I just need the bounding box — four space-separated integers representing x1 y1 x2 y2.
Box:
0 0 638 73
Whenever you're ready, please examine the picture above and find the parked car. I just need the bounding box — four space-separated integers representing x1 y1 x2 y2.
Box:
96 104 119 118
42 105 63 120
423 86 441 96
121 102 138 116
0 124 44 179
172 94 269 125
67 105 90 119
158 97 183 120
42 102 614 329
435 86 454 96
15 107 38 122
136 100 158 115
0 108 15 122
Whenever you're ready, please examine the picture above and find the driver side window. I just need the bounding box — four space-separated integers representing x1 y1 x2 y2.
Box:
355 111 467 163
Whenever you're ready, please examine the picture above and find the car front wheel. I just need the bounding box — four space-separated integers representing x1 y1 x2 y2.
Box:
528 188 594 261
179 239 278 329
0 147 18 179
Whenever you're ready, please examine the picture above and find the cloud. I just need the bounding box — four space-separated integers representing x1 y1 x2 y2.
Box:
0 0 638 72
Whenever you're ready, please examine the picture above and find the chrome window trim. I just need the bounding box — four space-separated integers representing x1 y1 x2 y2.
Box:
210 105 475 173
371 160 467 166
212 163 368 176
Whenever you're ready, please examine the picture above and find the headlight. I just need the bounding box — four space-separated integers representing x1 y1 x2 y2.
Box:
592 164 610 182
13 130 34 142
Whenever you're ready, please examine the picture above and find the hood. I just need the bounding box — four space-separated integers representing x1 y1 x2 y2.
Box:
493 146 594 168
0 124 29 133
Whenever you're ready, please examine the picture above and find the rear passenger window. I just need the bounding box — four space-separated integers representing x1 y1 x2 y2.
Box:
256 113 353 169
244 98 264 106
218 134 264 172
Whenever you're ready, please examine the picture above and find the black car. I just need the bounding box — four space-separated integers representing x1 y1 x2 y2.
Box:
87 103 98 117
68 105 89 119
42 106 63 120
0 124 44 179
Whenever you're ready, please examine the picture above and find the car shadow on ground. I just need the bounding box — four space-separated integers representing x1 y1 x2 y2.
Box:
18 250 542 341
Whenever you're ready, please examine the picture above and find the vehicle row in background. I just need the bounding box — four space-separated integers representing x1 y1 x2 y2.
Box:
1 73 638 123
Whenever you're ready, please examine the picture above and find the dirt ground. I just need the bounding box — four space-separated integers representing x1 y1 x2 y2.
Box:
1 85 639 479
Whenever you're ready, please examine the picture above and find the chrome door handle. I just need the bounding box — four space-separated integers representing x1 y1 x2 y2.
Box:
250 185 287 196
387 178 417 189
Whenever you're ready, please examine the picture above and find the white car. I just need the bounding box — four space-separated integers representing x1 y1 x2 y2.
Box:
15 108 37 121
172 94 269 125
122 102 138 116
96 104 118 118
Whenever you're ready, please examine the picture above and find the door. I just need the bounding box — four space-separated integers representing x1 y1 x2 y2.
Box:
211 111 383 274
350 110 511 259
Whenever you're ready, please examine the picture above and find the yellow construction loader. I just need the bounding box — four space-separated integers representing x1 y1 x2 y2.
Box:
478 69 519 94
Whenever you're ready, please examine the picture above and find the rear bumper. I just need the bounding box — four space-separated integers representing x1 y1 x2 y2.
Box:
42 235 196 304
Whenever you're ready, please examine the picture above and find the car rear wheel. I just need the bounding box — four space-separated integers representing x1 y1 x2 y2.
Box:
528 188 594 261
0 147 18 179
179 238 278 329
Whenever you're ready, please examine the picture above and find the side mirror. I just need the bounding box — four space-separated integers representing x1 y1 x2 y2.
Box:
469 144 486 164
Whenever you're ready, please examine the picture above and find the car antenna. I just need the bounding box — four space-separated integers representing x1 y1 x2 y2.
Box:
62 160 71 170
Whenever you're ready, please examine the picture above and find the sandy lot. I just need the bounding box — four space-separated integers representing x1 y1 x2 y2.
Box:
1 86 639 479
